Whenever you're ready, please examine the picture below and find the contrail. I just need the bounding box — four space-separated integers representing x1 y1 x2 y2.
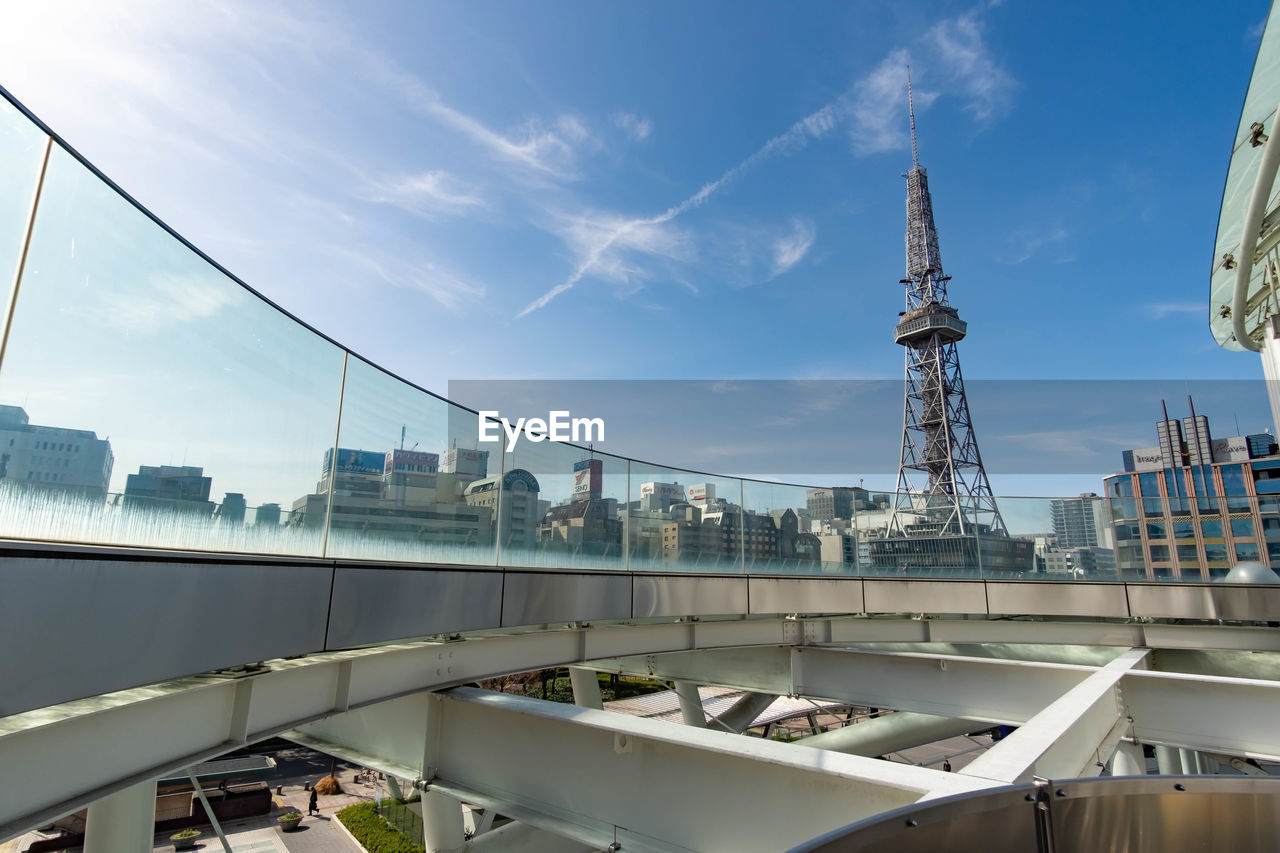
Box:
516 99 847 318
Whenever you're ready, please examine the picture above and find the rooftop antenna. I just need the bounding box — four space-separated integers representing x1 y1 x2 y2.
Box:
400 425 406 451
907 66 919 169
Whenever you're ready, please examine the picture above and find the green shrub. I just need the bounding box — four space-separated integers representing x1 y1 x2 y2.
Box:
336 802 425 853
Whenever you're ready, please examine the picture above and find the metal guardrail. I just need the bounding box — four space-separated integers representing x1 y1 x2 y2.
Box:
789 776 1280 853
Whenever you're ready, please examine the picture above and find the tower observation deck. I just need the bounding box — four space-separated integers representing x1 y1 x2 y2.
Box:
875 74 1032 574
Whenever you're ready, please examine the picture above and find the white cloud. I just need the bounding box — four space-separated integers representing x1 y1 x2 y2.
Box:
360 55 594 179
518 99 841 317
364 170 486 217
94 272 246 333
928 8 1016 120
772 218 816 276
612 112 653 142
1148 302 1203 319
338 248 485 311
1003 225 1069 264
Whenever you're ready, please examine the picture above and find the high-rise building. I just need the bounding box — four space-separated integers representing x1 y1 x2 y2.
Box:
871 79 1032 574
0 405 113 496
1050 493 1112 549
1105 402 1280 578
293 446 493 546
124 465 214 514
464 468 541 552
805 487 866 521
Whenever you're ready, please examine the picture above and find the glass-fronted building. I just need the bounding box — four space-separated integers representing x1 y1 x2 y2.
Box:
1104 410 1280 579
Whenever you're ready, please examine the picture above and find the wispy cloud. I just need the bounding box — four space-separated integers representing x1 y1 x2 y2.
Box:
1247 17 1267 40
363 170 486 217
928 7 1016 120
357 53 593 179
852 49 937 155
1147 302 1203 319
338 248 485 311
517 101 842 317
92 272 246 333
771 217 817 276
612 111 653 142
1003 225 1069 264
995 429 1143 456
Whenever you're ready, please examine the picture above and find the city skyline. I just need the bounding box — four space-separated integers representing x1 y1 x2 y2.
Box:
0 2 1268 399
0 3 1275 505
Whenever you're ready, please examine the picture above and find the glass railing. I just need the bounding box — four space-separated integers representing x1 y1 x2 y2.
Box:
0 86 1271 584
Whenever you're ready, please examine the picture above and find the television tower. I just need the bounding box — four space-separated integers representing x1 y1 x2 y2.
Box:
889 72 1007 538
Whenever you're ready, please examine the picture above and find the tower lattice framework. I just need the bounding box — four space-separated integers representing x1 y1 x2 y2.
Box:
889 75 1007 538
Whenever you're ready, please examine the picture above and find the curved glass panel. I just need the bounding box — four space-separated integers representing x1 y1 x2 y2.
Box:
497 437 626 569
324 356 499 565
0 145 344 554
741 480 829 575
0 98 46 313
627 463 742 573
0 91 1268 585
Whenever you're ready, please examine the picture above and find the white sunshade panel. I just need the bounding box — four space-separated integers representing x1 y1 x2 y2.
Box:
1211 6 1280 350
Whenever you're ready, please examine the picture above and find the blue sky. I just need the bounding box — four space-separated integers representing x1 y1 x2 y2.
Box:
0 0 1274 500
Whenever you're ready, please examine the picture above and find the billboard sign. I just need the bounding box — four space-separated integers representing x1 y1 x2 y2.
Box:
325 448 388 475
573 458 603 499
641 482 684 500
386 449 440 474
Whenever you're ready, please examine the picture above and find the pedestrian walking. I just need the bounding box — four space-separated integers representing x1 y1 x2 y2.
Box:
942 758 952 772
308 787 319 815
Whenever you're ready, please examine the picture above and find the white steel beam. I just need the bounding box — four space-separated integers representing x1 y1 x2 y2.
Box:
959 649 1149 784
595 646 1092 722
567 667 603 710
673 681 706 727
0 618 807 843
1123 669 1280 761
795 711 982 756
311 687 995 852
82 780 156 853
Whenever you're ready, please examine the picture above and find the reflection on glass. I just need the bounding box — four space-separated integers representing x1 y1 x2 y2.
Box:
496 435 625 570
0 145 344 554
322 357 498 565
628 464 742 573
740 481 828 575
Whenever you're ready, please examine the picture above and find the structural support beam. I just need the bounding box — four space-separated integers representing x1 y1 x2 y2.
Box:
597 646 1095 725
712 691 779 733
674 680 706 727
1108 741 1147 776
1123 669 1280 761
795 711 981 756
960 649 1149 784
567 667 602 710
298 688 995 851
83 780 156 853
7 615 1280 844
466 821 596 852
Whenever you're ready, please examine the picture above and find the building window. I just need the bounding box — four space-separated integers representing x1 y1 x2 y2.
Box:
1200 519 1223 538
1204 544 1228 563
1145 522 1166 538
1149 545 1170 562
1236 543 1261 561
1231 518 1255 538
1176 545 1199 561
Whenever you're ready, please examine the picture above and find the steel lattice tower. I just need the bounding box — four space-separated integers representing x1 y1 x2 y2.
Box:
889 75 1007 539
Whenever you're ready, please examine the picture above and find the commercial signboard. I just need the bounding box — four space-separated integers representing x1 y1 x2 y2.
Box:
324 448 388 475
573 458 603 499
385 449 440 474
641 482 684 500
